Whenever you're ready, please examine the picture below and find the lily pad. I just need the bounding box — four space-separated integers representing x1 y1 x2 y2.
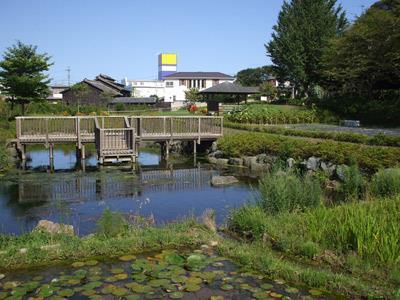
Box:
38 284 55 297
185 284 201 292
260 283 273 290
149 279 170 287
71 261 85 268
114 273 128 280
285 287 299 293
119 255 136 261
220 284 234 291
163 251 185 266
309 289 323 296
82 281 102 291
125 282 153 294
85 260 98 266
58 288 74 297
110 268 124 274
270 291 283 298
111 287 128 297
186 254 208 271
170 291 184 299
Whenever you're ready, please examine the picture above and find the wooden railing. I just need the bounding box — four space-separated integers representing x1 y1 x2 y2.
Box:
15 116 223 143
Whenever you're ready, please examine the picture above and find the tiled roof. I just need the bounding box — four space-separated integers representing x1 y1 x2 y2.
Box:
109 97 157 104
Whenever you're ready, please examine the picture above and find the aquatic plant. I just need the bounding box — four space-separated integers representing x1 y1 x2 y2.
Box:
96 208 128 238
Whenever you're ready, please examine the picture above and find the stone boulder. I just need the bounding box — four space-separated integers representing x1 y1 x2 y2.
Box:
211 176 239 186
242 156 258 168
286 158 296 169
216 158 229 166
335 164 349 181
320 161 336 177
256 154 277 164
306 156 320 171
250 161 270 172
228 158 243 166
208 150 224 159
35 220 74 236
211 141 218 153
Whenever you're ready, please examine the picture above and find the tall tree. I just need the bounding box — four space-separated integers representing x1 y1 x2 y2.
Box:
236 66 275 86
0 41 52 115
266 0 347 97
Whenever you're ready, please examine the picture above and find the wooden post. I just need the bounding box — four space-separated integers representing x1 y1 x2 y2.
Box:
49 143 54 162
45 118 49 148
20 144 26 161
193 140 197 155
77 117 81 149
81 144 86 160
166 140 170 160
198 117 201 143
163 117 166 135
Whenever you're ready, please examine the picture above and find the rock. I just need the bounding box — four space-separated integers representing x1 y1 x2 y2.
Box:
209 150 224 159
256 154 277 164
216 158 229 166
228 158 243 166
211 141 218 152
320 161 336 176
19 248 27 254
306 156 320 171
201 209 216 232
211 176 239 186
336 164 349 181
207 156 218 164
0 274 5 280
250 161 270 172
40 244 61 251
35 220 74 236
209 240 218 247
242 156 257 168
286 158 296 169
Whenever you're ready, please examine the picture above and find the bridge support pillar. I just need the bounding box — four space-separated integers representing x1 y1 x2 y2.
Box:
19 144 26 161
76 145 85 160
49 144 54 161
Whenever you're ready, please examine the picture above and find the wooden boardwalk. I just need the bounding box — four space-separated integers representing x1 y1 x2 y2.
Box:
14 116 223 164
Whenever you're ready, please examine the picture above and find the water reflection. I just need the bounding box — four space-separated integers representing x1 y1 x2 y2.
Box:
0 147 254 236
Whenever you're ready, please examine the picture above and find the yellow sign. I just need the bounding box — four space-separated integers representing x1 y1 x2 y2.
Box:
160 53 177 65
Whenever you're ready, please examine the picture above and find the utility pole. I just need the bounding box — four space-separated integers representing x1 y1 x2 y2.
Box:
66 66 71 86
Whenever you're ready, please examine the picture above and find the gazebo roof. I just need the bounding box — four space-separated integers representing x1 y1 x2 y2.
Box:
199 82 259 94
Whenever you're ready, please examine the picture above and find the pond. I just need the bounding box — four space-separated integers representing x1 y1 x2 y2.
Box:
0 246 329 299
0 145 256 236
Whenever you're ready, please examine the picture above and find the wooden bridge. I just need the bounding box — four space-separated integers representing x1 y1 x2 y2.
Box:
14 116 223 164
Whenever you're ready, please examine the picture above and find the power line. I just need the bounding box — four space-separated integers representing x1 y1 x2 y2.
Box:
66 66 71 86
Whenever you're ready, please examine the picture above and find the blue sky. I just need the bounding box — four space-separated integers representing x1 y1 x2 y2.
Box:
0 0 376 85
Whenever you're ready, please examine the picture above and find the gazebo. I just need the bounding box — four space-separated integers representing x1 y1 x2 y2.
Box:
199 82 259 114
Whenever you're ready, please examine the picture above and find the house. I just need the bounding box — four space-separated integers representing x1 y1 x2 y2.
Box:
122 79 164 99
163 72 235 108
62 74 131 106
47 85 69 101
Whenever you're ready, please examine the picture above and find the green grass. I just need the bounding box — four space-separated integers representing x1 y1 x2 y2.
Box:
370 168 400 197
217 132 400 172
224 121 400 147
227 194 400 295
258 170 322 214
0 219 215 271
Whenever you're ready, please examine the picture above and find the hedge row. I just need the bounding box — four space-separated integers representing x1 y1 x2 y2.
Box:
217 132 400 172
224 121 400 147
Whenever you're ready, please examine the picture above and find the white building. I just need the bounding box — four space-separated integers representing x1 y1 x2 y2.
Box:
122 78 164 99
163 72 234 107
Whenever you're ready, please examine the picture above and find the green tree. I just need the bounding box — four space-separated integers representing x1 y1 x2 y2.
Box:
184 88 201 104
320 0 400 124
266 0 347 98
0 41 53 115
69 82 90 113
259 82 278 101
236 66 275 86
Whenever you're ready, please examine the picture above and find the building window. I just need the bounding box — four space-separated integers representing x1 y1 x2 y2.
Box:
212 80 219 86
179 79 186 86
166 81 174 88
202 80 206 88
173 95 176 101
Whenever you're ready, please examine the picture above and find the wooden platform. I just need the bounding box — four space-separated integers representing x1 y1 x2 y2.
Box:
14 116 223 164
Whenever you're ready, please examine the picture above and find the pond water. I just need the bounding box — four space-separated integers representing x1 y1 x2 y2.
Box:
0 146 256 236
0 247 329 299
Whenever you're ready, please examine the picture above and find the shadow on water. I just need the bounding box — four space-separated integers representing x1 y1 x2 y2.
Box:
0 145 257 236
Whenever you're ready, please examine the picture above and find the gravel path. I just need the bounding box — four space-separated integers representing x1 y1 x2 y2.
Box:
281 124 400 137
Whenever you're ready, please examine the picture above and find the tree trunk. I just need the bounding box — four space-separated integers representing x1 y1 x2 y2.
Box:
21 103 25 116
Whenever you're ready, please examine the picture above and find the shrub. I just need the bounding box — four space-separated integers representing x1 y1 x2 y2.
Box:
227 205 268 240
217 133 400 172
226 104 318 124
370 168 400 197
338 163 365 202
258 170 322 214
96 208 127 238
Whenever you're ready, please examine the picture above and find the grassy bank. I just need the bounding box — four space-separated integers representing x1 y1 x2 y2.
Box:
218 132 400 171
224 121 400 147
0 219 215 271
223 164 400 298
